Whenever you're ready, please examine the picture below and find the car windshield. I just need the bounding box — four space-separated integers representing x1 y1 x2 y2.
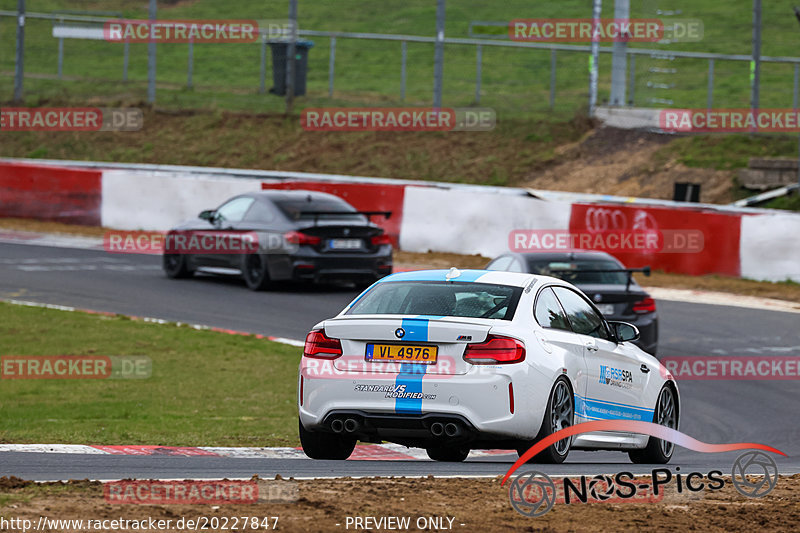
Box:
346 281 523 320
527 259 629 285
273 197 366 222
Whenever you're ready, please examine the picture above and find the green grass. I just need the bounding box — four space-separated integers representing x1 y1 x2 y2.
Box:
654 134 800 170
3 0 800 114
0 302 301 446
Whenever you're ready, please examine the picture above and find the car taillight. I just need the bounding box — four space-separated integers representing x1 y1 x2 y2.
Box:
633 297 656 314
463 335 525 365
303 329 342 359
370 233 392 246
285 231 321 245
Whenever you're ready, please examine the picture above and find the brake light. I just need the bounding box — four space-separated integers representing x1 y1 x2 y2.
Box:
632 297 656 314
463 335 525 365
370 233 392 246
285 231 321 245
303 329 342 359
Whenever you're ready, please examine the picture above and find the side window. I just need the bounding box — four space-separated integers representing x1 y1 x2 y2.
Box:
552 287 609 340
243 200 276 223
534 287 570 331
487 256 512 271
215 197 255 224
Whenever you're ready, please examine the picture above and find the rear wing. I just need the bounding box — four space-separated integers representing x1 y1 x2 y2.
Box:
547 266 651 291
297 210 392 226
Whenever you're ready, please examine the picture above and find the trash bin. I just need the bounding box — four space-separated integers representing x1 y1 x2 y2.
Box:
268 40 314 96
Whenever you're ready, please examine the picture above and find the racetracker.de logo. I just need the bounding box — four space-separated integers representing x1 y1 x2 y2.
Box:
104 230 260 255
660 109 800 133
102 19 294 43
508 229 703 253
1 355 151 380
1 108 142 132
660 356 800 380
104 480 297 504
301 108 495 132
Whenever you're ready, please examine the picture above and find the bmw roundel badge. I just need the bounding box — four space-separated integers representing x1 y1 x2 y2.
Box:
395 328 405 339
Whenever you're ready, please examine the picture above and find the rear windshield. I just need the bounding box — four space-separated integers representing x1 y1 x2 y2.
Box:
527 259 628 285
347 281 523 320
273 197 366 222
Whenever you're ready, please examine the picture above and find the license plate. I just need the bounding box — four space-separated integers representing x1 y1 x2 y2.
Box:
366 344 438 364
596 303 615 316
329 238 362 250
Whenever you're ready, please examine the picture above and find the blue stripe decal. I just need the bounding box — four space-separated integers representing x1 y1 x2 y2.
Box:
575 394 654 422
400 318 429 342
394 317 431 413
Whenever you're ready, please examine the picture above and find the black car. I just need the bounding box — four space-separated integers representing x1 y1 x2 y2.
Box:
163 190 393 290
486 251 658 354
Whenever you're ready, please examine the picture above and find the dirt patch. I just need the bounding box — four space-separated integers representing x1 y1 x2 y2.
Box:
1 475 799 532
523 127 737 204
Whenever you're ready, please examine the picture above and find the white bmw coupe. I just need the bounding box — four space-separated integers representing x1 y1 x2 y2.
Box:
298 269 679 463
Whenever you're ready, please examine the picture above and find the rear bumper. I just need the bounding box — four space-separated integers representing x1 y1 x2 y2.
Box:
269 247 393 282
298 368 547 443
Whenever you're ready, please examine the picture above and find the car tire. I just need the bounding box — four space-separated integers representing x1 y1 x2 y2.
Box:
425 446 470 462
298 419 356 460
629 385 677 464
242 254 272 291
163 254 194 279
517 377 574 464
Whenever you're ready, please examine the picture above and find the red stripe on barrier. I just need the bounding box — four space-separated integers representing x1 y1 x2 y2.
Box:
568 203 741 276
91 445 219 456
261 181 406 247
0 162 102 225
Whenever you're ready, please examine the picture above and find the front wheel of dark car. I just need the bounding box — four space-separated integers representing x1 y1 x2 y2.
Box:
426 446 470 462
163 254 194 279
299 419 356 460
517 377 574 464
629 385 677 464
242 254 272 291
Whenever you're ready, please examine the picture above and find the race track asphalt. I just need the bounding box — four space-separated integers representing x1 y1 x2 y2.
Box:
1 242 798 479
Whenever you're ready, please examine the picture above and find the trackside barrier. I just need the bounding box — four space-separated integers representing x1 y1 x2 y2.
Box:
1 158 800 282
0 161 101 225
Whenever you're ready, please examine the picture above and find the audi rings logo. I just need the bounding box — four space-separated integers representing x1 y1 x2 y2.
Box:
732 451 778 498
584 208 659 233
508 471 556 517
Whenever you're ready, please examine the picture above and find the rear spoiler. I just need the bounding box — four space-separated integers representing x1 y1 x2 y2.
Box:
298 210 392 226
547 266 651 292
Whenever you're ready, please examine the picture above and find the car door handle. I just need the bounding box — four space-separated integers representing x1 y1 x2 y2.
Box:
585 343 598 352
640 364 650 373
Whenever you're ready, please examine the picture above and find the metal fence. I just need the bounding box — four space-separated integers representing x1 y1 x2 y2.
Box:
3 10 800 114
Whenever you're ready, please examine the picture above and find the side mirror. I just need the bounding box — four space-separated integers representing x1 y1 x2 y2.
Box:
198 210 215 222
608 321 640 343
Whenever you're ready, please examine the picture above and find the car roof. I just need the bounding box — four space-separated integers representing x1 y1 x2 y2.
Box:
246 190 352 204
514 250 622 263
376 269 546 288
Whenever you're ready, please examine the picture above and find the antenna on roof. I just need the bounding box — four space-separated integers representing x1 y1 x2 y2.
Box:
445 267 462 281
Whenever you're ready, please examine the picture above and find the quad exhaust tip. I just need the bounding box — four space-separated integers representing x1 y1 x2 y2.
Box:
330 419 345 433
444 422 460 437
430 422 445 437
344 418 360 433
